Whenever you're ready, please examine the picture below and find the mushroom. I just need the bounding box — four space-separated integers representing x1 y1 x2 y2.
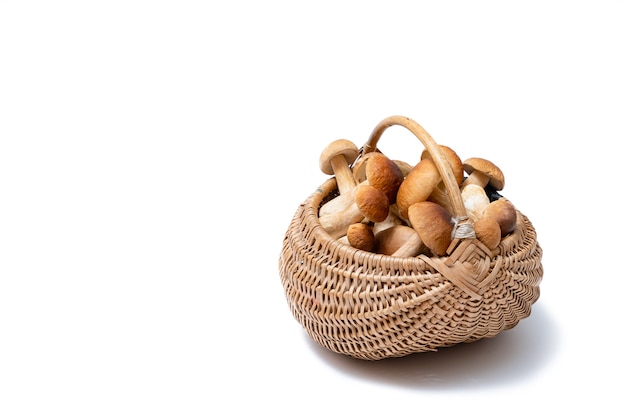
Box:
395 158 442 220
318 140 361 217
462 157 505 192
353 184 390 223
390 229 426 258
482 197 517 237
407 201 454 257
461 184 491 222
319 183 389 239
320 151 403 217
473 216 501 250
421 145 464 185
347 222 376 252
365 152 404 204
419 145 464 214
319 139 359 195
374 225 423 256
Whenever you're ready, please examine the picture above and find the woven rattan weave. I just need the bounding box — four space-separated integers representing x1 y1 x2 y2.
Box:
279 116 543 360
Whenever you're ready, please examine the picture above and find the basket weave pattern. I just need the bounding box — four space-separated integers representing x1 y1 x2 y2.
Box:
279 116 543 360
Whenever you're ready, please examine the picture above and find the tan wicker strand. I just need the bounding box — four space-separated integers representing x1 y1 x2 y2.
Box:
279 116 543 360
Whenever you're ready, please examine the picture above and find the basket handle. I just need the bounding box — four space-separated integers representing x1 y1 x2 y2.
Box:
363 115 469 223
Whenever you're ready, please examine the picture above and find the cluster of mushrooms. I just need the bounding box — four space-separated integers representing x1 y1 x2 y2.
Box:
317 139 517 257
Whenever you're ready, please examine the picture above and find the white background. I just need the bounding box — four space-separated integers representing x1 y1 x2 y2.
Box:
1 1 625 417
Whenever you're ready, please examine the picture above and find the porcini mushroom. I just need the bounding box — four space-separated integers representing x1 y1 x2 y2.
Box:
319 139 359 195
347 222 376 252
420 145 464 214
421 145 464 186
355 184 390 223
395 158 442 220
473 216 501 250
482 197 517 237
407 201 454 257
462 157 505 191
320 151 403 217
319 183 389 239
318 139 361 217
365 152 404 204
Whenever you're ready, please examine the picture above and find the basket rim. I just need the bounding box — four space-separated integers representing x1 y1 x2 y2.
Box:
310 177 532 268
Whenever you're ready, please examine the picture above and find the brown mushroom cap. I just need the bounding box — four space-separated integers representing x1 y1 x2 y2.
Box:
322 152 403 217
365 152 404 204
319 139 359 174
396 158 441 219
421 145 464 186
483 198 517 237
319 183 389 239
462 157 505 191
418 145 464 214
319 139 359 194
407 201 454 257
474 216 501 250
347 223 376 252
355 184 389 223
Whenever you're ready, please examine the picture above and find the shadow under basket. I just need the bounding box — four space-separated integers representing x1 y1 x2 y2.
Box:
278 116 543 361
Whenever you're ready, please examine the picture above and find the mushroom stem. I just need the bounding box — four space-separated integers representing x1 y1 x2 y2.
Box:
320 152 404 217
428 185 454 214
319 202 365 239
374 225 417 255
330 156 357 195
319 180 363 217
461 184 491 222
319 152 404 216
319 184 389 239
319 139 359 195
391 230 425 257
372 209 404 235
464 170 491 189
461 157 505 192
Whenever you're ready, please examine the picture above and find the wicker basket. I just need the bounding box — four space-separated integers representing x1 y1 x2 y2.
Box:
278 115 543 360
